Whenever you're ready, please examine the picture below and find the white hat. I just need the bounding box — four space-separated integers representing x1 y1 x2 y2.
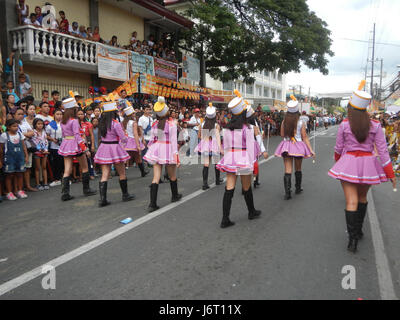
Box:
228 90 246 115
246 104 255 118
154 96 169 117
349 80 371 110
206 103 216 119
287 95 299 113
103 101 118 113
124 106 135 116
62 97 78 109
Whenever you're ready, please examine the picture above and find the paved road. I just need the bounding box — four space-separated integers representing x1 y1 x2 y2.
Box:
0 125 399 299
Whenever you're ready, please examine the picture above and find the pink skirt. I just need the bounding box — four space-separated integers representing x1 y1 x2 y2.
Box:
216 149 255 175
58 139 83 157
274 140 312 158
122 137 145 152
143 141 177 165
94 143 130 164
328 153 388 185
194 138 220 156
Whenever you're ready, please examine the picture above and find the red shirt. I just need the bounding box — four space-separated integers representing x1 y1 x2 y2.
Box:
80 121 93 137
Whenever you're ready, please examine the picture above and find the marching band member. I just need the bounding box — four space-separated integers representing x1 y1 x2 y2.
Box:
94 101 135 207
328 81 397 253
194 103 224 190
121 106 148 177
58 97 96 201
216 90 261 228
274 95 315 200
143 97 182 212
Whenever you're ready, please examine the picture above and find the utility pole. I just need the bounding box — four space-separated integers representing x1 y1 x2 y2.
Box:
370 23 376 107
299 85 303 112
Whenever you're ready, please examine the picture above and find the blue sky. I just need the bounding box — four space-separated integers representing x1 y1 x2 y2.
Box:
287 0 400 95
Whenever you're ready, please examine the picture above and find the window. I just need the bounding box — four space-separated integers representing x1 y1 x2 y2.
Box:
277 89 282 99
264 87 270 97
278 73 282 81
264 70 269 77
256 85 262 97
246 83 253 95
272 90 276 99
223 81 233 91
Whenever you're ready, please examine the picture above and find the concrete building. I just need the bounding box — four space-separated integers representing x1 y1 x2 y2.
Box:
0 0 192 99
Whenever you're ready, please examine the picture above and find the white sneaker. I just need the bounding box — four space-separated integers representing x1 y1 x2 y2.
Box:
16 190 28 199
6 193 17 201
50 181 61 187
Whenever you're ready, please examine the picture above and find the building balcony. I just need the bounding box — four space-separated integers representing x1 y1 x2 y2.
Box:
10 26 98 73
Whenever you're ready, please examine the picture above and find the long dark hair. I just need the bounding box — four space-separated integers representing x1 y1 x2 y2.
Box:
347 104 370 143
99 110 117 138
157 111 169 131
283 112 299 138
227 112 247 130
203 117 216 130
122 114 133 130
62 107 77 124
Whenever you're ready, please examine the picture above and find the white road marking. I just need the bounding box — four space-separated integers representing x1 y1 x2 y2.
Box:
367 191 398 300
0 157 278 296
0 258 8 263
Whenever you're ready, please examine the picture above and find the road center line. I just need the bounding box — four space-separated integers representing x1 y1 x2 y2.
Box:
367 190 398 300
0 155 278 296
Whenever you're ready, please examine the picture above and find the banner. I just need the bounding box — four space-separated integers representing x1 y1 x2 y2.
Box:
131 52 155 75
97 44 129 82
182 54 200 83
154 58 178 82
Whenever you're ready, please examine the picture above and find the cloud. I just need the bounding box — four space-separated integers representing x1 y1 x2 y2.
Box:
288 0 400 94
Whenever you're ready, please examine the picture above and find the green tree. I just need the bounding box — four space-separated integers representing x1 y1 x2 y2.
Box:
181 0 333 84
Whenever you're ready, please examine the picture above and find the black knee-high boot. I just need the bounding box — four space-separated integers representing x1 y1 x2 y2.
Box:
99 181 111 207
243 187 261 220
170 179 182 202
148 183 160 212
295 171 303 194
61 176 74 201
202 166 210 190
284 173 292 200
138 163 149 177
119 179 135 202
253 175 260 188
82 172 97 196
345 210 359 253
215 165 223 185
357 202 368 239
221 188 235 228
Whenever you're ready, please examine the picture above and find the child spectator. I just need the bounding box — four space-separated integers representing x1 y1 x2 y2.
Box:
93 105 101 119
85 106 94 121
32 118 49 190
0 119 28 200
18 74 32 98
41 89 49 103
34 6 43 24
48 90 60 115
87 27 93 40
109 35 119 47
58 11 69 34
46 109 64 187
36 102 54 126
69 21 80 37
24 13 41 27
148 35 155 47
92 26 101 42
79 25 88 39
2 80 20 103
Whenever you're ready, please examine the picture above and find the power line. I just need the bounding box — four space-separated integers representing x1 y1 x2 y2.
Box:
339 38 400 47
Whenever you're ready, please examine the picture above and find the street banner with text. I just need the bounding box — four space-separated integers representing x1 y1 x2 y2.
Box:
97 44 130 82
154 58 178 81
131 52 155 76
182 54 200 83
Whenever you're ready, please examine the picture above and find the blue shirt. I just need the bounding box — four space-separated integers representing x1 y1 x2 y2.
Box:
5 58 23 75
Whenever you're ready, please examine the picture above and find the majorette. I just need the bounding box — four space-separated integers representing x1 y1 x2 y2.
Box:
194 102 224 190
143 96 182 212
58 93 97 201
216 89 261 228
94 98 135 207
121 106 148 177
274 94 315 200
328 80 397 253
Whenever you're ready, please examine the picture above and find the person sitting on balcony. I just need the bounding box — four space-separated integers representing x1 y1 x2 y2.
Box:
69 21 80 37
24 13 41 27
78 25 88 39
58 11 69 34
87 27 93 40
148 35 155 47
134 41 144 54
91 26 101 42
34 6 43 24
108 36 119 47
130 31 138 45
142 40 150 55
16 0 29 25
